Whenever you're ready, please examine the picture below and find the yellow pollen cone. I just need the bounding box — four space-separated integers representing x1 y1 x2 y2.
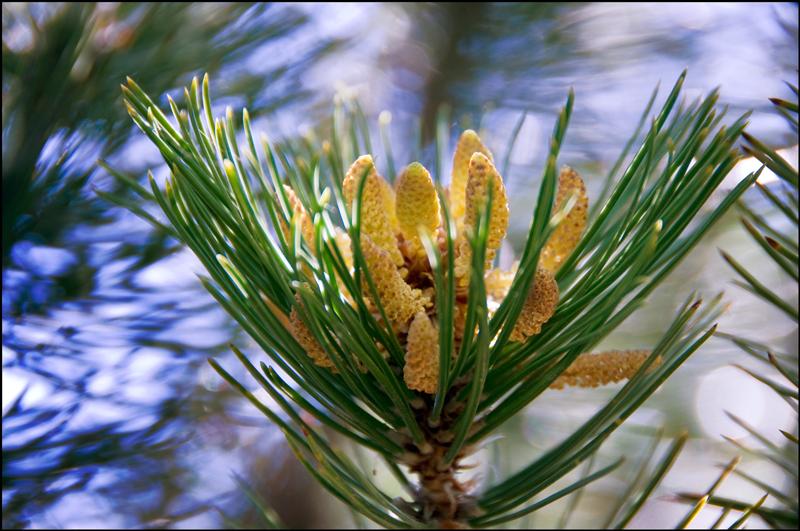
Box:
485 263 518 300
539 165 588 273
550 350 661 389
454 152 509 287
509 266 559 342
330 227 355 302
450 130 494 226
357 233 427 323
280 185 316 254
290 294 337 372
333 227 354 272
344 155 404 267
396 162 440 258
404 312 439 394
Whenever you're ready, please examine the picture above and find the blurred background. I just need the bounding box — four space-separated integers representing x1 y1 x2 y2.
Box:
2 3 797 529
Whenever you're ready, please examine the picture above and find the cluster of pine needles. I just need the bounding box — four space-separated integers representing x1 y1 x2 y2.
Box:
101 70 766 528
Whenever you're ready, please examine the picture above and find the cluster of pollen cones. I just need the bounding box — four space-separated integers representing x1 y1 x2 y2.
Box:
278 128 663 525
284 129 659 395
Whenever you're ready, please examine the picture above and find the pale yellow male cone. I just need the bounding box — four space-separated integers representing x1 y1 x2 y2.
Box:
290 294 337 372
404 311 439 394
357 233 428 323
396 162 440 258
344 155 404 267
450 130 494 224
280 185 316 254
539 165 588 273
454 152 509 286
509 266 559 342
550 350 661 389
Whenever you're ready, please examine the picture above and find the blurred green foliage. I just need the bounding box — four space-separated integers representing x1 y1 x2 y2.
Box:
676 87 798 529
1 2 337 266
2 3 346 528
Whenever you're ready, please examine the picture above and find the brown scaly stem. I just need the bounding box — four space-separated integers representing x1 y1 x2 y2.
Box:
393 380 485 528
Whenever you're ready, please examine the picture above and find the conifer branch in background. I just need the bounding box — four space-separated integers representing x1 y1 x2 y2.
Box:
675 85 798 530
